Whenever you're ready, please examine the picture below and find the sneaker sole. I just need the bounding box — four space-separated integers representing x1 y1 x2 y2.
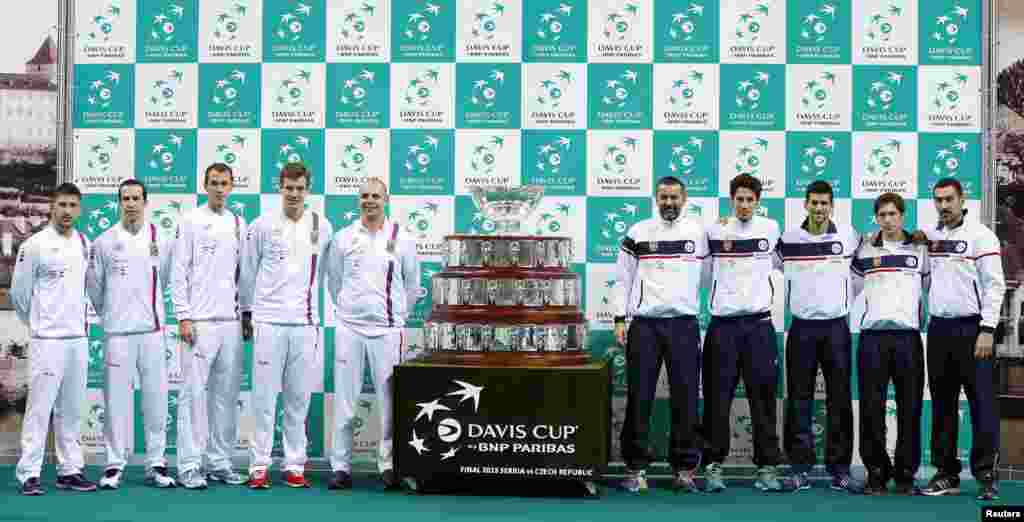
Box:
21 490 44 496
182 483 208 490
922 488 960 496
248 484 271 490
99 483 119 490
286 481 310 488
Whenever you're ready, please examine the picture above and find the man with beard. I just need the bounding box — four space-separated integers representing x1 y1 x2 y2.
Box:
702 173 785 493
325 177 420 490
921 178 1004 501
614 176 706 494
13 183 96 495
775 181 859 492
86 179 176 489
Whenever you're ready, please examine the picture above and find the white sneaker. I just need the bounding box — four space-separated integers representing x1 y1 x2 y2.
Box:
145 466 177 488
207 468 247 485
178 468 208 490
98 469 121 490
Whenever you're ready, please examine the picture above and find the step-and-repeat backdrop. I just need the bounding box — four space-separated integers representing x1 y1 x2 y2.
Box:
65 0 983 470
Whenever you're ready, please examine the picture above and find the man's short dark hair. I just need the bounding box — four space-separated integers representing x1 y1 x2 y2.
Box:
204 163 233 186
729 174 762 199
874 192 905 215
279 162 311 188
933 177 964 197
51 182 81 201
118 178 147 201
656 176 685 193
805 180 834 203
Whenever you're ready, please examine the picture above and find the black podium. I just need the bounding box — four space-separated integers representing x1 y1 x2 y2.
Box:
393 359 611 492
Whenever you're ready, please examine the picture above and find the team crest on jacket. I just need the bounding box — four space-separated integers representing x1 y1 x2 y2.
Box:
150 242 159 257
872 257 881 268
906 256 917 268
684 242 694 253
956 241 967 253
649 240 658 253
831 243 842 255
758 239 768 251
723 240 733 252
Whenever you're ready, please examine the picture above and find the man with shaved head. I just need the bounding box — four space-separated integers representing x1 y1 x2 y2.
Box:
325 177 420 490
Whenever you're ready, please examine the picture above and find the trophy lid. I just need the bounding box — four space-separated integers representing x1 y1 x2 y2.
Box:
469 185 545 235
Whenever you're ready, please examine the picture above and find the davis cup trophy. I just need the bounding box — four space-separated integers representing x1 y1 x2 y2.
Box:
421 185 589 366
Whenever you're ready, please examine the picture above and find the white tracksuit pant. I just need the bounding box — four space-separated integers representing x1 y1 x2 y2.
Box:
177 320 243 473
103 330 168 471
248 322 319 473
16 337 88 484
330 322 402 473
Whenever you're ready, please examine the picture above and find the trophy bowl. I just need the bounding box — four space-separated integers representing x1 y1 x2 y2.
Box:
469 185 545 235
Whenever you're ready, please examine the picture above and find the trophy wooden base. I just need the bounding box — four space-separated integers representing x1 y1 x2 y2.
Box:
412 351 591 367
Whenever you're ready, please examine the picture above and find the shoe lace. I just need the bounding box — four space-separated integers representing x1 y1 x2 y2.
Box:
104 469 119 478
930 475 955 490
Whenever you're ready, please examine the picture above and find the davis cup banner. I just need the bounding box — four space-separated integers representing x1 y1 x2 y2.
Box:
66 0 982 470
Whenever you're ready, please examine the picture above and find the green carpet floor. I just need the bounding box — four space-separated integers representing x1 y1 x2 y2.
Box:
0 467 1020 522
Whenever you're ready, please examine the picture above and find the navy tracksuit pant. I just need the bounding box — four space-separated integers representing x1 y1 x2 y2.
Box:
701 312 782 467
927 316 1000 478
620 316 702 471
784 317 854 475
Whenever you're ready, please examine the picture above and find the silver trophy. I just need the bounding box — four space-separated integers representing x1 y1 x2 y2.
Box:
469 185 545 235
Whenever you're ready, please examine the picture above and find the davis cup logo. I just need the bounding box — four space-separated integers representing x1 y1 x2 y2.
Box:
87 404 105 431
865 139 903 177
535 70 574 110
601 204 639 242
534 136 573 176
667 70 704 110
865 71 904 112
601 137 639 178
338 136 376 177
87 70 123 110
735 71 771 112
799 2 837 42
405 202 440 239
930 139 968 178
601 2 640 42
800 136 837 177
404 135 441 175
149 2 186 43
402 2 443 42
85 199 118 238
535 203 572 235
735 137 769 178
214 1 248 42
801 72 837 111
147 68 185 110
338 1 375 41
274 2 314 42
734 1 771 45
88 339 104 372
668 3 705 41
275 135 312 171
865 2 903 43
469 209 496 234
213 135 247 169
84 136 121 178
274 67 313 109
472 1 507 41
339 69 376 110
403 68 441 108
469 136 505 178
82 1 122 43
932 3 970 45
469 69 507 110
212 69 247 109
601 69 639 109
152 200 185 235
931 72 969 112
668 136 706 176
409 380 484 460
536 3 574 43
147 134 184 174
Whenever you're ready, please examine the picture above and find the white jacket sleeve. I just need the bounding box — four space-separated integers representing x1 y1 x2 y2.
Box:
613 231 639 322
85 237 106 316
159 234 173 295
235 216 250 313
317 220 333 295
976 226 1006 330
171 216 194 321
325 232 344 310
11 238 34 326
850 235 867 300
238 218 261 315
402 237 421 321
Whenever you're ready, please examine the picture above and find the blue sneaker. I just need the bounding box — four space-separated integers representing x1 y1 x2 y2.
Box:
786 471 811 491
622 469 648 494
754 466 784 492
703 462 726 493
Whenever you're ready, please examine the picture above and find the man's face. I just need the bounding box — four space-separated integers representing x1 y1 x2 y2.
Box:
804 192 833 227
656 183 685 222
933 186 963 227
280 176 308 215
51 195 81 229
359 181 388 220
119 185 146 224
204 168 233 206
875 202 904 235
732 187 759 221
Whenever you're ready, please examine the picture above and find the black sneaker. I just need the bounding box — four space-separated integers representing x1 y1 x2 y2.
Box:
56 473 97 492
327 470 353 490
381 469 401 490
863 472 888 496
977 472 1000 501
830 472 860 493
20 477 44 496
921 472 960 496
